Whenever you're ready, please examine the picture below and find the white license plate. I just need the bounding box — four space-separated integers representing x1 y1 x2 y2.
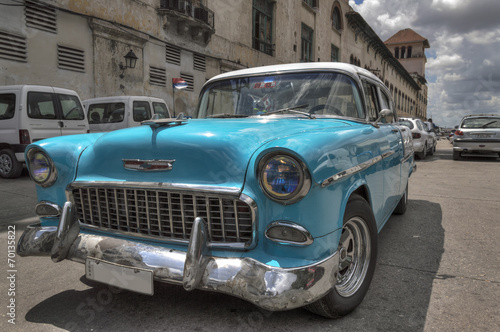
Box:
474 134 491 138
86 258 154 295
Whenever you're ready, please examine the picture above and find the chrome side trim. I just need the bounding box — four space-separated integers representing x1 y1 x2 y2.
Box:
321 155 383 187
67 181 241 196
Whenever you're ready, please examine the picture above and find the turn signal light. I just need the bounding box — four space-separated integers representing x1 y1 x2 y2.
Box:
455 130 464 136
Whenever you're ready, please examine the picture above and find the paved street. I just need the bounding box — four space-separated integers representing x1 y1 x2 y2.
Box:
1 139 499 332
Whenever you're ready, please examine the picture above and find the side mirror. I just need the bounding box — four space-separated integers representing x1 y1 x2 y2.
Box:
372 108 394 127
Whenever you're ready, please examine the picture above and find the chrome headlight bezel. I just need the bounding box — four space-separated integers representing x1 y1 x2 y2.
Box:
26 148 57 187
258 152 311 205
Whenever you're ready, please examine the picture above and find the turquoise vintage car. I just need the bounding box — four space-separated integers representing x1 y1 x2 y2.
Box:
18 63 415 318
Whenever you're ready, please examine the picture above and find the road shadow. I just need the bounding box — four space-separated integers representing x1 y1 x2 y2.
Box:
24 199 443 332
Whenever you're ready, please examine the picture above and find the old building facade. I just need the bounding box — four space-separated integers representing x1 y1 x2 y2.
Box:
0 0 428 118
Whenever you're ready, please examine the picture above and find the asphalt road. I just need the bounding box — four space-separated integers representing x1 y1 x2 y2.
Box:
1 139 499 331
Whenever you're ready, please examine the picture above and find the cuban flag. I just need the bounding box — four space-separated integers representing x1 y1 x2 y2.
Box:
172 78 188 90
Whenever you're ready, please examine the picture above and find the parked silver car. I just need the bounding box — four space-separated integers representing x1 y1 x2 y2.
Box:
453 114 500 160
399 117 434 159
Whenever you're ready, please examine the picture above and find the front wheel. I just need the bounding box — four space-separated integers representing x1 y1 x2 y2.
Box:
0 149 23 179
305 194 377 318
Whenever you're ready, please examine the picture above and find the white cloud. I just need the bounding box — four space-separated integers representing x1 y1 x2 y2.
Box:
443 73 462 81
348 0 500 127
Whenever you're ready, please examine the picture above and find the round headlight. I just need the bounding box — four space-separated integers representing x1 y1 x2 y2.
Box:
259 153 311 204
27 148 57 187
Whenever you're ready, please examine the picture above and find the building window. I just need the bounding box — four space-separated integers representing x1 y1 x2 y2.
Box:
401 46 406 59
303 0 317 9
57 45 85 72
193 53 206 72
180 73 194 92
149 66 166 87
331 44 339 62
166 43 181 65
252 0 274 56
332 4 342 30
25 0 57 34
301 23 313 62
395 47 399 59
407 46 412 58
350 54 354 64
0 30 27 63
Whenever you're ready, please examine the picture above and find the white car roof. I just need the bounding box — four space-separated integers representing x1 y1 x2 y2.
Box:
82 96 166 104
206 62 382 84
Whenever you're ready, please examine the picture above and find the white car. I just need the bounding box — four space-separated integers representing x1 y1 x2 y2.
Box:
453 114 500 160
399 117 434 159
0 85 88 178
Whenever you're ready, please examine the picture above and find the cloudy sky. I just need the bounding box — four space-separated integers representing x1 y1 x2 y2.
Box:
349 0 500 127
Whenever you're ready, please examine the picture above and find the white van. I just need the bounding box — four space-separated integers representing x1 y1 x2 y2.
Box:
0 85 88 178
83 96 171 133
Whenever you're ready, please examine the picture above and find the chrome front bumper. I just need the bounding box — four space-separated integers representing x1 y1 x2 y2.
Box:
17 202 339 311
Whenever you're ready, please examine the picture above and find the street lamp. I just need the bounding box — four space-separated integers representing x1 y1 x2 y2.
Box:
119 50 138 78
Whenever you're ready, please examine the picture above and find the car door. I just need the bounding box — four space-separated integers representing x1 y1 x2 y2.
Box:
362 79 402 223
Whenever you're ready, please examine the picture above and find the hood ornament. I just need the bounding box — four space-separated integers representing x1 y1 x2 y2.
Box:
141 113 188 128
123 159 175 171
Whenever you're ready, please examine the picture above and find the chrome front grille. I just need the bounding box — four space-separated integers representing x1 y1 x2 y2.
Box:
70 185 255 247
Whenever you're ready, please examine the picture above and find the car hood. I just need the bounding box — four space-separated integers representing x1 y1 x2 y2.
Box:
76 118 352 189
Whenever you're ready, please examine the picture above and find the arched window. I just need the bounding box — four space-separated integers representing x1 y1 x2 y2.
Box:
407 46 412 58
395 47 399 59
332 4 342 30
401 46 406 59
350 54 354 64
358 59 361 67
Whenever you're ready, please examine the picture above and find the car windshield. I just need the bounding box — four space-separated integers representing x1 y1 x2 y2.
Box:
196 72 365 119
461 117 500 129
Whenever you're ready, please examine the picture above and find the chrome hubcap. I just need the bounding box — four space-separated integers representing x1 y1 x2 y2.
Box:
335 216 371 297
0 154 12 174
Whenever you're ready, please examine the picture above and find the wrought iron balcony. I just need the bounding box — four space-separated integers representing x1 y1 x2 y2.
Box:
159 0 214 44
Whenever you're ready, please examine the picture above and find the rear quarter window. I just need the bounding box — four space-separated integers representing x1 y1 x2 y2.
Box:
0 94 15 120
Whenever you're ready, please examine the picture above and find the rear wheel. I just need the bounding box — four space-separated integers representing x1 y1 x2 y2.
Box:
0 149 23 179
305 194 377 318
417 143 427 159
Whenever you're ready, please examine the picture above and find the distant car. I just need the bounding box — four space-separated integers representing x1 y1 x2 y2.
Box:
453 114 500 160
18 63 415 319
83 96 170 133
399 117 434 159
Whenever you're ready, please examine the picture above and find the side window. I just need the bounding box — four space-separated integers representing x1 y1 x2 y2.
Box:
133 101 152 122
152 102 170 119
28 92 57 119
89 103 125 123
0 94 16 120
379 90 395 123
88 105 105 124
362 81 379 121
59 94 85 120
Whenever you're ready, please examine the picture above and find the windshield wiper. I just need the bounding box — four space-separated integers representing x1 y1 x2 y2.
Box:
207 113 249 118
258 104 314 119
481 120 498 128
